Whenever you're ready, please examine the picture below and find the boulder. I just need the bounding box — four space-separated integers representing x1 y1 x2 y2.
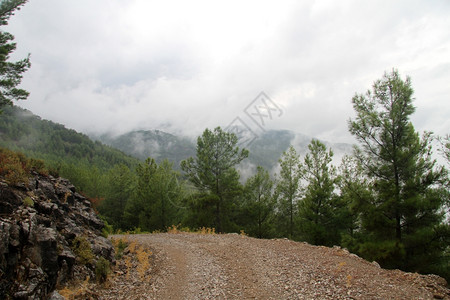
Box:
0 174 115 299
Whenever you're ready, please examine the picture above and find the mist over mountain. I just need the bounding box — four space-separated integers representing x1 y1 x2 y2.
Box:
0 105 138 170
93 130 196 168
93 127 354 178
0 105 353 179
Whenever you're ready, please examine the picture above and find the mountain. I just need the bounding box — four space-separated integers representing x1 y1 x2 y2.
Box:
94 130 196 168
0 105 140 198
94 128 354 175
0 105 353 179
0 105 139 170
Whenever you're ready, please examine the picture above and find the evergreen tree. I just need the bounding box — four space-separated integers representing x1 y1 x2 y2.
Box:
0 0 30 109
124 158 158 231
241 166 276 238
297 139 341 246
99 164 135 230
348 69 449 273
275 145 301 239
337 155 371 249
124 158 183 232
153 159 183 229
181 127 248 232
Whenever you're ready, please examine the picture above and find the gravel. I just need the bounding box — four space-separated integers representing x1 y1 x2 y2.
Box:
97 233 449 299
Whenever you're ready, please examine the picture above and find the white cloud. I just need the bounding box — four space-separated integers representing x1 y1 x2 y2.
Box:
6 0 450 143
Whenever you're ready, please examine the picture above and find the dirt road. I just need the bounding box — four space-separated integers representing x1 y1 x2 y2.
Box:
98 233 449 299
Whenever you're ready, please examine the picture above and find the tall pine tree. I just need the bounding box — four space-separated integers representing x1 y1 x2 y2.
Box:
100 164 135 230
124 158 182 232
297 139 341 246
242 166 276 238
348 69 449 273
275 145 301 239
181 127 248 232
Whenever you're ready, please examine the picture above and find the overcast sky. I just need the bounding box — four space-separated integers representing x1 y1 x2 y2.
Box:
6 0 450 143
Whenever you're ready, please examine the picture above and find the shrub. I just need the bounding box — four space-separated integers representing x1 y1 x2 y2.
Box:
23 196 34 207
95 257 110 283
111 237 129 260
167 224 180 234
199 227 216 235
29 158 48 175
136 246 151 281
0 148 50 184
0 148 29 184
101 219 114 238
71 236 94 265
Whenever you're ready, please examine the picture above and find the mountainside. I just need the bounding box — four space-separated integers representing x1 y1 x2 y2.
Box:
94 130 196 168
94 129 354 173
0 105 139 171
0 105 353 179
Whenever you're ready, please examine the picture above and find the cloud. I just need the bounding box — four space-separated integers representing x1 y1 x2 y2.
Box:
6 0 450 143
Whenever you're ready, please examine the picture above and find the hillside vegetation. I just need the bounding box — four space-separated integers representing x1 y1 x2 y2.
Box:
0 105 140 197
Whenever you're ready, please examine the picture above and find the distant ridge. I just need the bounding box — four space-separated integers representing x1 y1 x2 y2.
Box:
94 128 353 173
0 105 353 176
92 130 196 168
0 105 139 170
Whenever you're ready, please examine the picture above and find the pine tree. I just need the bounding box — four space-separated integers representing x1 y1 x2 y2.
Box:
153 159 183 229
181 127 248 232
337 155 371 249
297 139 341 246
99 164 135 230
242 166 276 238
0 0 30 109
126 157 159 231
348 69 449 272
275 145 301 239
124 158 182 231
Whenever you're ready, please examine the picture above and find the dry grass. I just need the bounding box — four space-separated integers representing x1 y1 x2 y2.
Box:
136 246 152 281
166 224 216 235
198 227 216 235
58 277 94 299
111 236 152 282
0 147 48 185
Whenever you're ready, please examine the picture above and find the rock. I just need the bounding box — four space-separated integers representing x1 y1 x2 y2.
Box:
35 201 57 215
0 173 115 299
0 221 11 270
0 186 22 213
49 290 65 300
36 180 57 201
426 274 448 287
14 266 48 300
90 236 115 263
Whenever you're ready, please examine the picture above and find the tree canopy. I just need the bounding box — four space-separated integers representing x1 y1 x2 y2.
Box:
0 0 30 109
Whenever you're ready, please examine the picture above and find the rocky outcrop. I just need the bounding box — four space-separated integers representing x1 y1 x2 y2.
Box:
0 173 114 299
